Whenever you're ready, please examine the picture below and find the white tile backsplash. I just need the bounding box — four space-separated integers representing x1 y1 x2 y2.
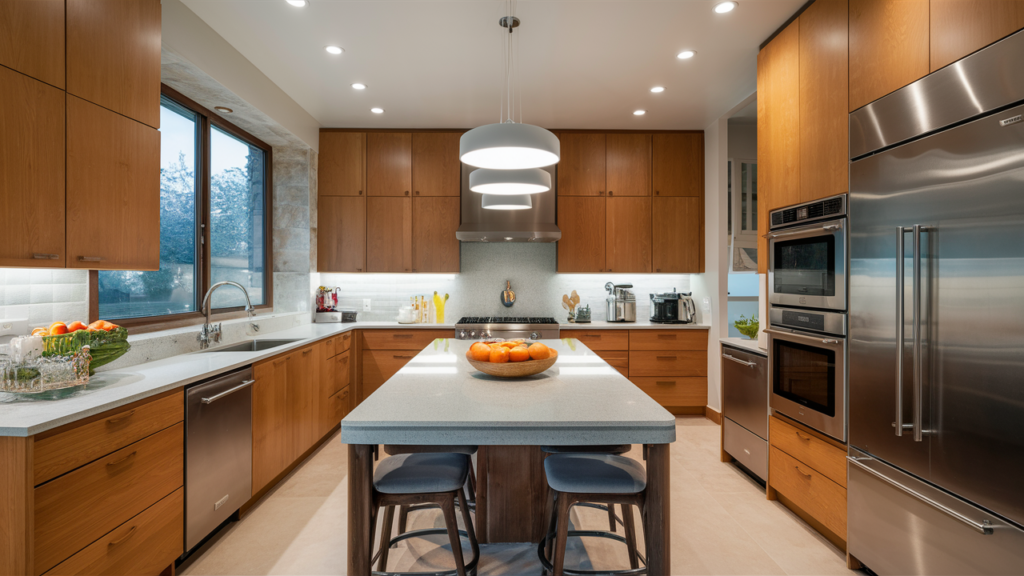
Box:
0 268 89 327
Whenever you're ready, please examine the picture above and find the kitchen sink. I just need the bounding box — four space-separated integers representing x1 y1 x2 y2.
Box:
203 339 302 353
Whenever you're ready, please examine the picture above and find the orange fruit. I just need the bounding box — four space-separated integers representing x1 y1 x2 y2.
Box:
67 321 87 332
500 341 519 349
509 346 530 362
49 322 68 335
489 347 510 363
88 320 106 332
528 342 550 360
470 343 491 362
31 328 49 337
100 321 117 331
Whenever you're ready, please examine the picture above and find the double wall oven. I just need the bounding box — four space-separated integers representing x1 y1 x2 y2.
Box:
766 194 848 441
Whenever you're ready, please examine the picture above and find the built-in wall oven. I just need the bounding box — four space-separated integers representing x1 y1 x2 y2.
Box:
768 195 847 312
767 307 846 441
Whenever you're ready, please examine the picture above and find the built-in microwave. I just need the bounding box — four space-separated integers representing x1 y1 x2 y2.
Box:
768 195 847 312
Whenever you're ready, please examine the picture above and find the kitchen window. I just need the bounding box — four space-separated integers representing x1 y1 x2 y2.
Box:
94 86 273 329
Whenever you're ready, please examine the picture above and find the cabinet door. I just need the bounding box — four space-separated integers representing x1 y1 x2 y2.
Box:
412 132 461 197
67 0 161 129
606 134 651 197
66 96 160 271
557 133 606 196
367 132 412 197
761 20 801 213
318 196 366 272
849 0 929 111
606 197 652 273
412 197 460 272
0 67 65 268
557 197 606 272
319 132 365 196
757 47 770 275
652 197 702 273
653 133 703 197
0 0 64 88
366 197 412 272
318 343 336 438
288 347 317 460
362 349 418 399
800 0 848 202
253 357 290 494
930 0 1024 71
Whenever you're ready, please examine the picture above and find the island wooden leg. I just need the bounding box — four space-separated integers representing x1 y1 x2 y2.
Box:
644 443 671 575
347 444 374 576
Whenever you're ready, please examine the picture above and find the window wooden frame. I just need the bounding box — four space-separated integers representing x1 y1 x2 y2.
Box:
90 84 274 333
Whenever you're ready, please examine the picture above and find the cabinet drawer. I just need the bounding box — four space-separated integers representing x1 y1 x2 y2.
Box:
595 349 629 377
770 446 847 538
630 377 707 407
44 487 183 576
337 330 353 354
362 349 419 397
628 350 707 377
361 330 449 350
770 416 847 488
323 335 337 359
34 392 183 485
561 330 629 350
328 386 350 427
34 422 183 576
330 350 351 396
629 330 708 351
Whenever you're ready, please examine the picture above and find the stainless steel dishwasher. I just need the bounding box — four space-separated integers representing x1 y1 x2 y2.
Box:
721 344 769 481
185 366 254 553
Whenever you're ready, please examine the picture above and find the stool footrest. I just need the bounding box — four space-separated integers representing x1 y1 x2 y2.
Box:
537 529 647 576
372 528 480 576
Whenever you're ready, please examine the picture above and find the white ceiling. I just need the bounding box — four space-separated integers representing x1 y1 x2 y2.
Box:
180 0 802 131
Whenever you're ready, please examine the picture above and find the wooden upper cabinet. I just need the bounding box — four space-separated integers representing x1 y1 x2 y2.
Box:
557 133 606 196
557 197 606 272
319 132 365 196
412 132 461 197
366 197 412 272
0 67 65 268
412 197 460 273
653 133 703 197
606 134 651 197
757 48 770 275
67 0 161 129
66 96 160 271
606 197 652 273
849 0 929 111
930 0 1024 71
800 0 849 202
0 0 64 88
653 197 702 273
367 133 412 197
760 19 801 212
318 196 366 273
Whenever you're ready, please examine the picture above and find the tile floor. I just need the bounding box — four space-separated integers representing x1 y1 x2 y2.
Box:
179 417 856 575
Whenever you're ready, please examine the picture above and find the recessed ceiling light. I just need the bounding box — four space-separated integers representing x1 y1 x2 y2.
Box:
715 1 738 14
214 106 233 114
633 110 646 116
371 107 384 114
286 0 307 6
650 86 665 93
351 83 366 90
325 45 343 55
677 50 696 60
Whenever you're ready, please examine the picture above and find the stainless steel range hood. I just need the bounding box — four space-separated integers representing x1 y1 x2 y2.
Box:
456 163 561 242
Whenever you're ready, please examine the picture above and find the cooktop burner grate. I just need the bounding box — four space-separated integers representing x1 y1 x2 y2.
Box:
456 316 558 325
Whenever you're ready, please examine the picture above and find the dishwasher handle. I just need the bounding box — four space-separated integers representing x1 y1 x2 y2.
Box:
201 380 255 404
722 353 757 368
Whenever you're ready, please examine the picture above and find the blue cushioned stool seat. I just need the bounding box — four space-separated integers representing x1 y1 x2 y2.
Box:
544 454 647 494
374 453 470 495
541 444 630 455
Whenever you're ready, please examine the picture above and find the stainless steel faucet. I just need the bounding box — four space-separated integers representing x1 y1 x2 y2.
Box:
197 281 259 349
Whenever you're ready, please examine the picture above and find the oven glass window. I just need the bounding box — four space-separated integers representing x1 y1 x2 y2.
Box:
773 235 836 296
773 339 835 416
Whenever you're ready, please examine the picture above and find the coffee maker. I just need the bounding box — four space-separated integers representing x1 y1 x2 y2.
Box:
650 290 697 324
605 283 636 322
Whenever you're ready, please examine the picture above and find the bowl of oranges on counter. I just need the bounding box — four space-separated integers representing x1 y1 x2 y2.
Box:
465 339 558 378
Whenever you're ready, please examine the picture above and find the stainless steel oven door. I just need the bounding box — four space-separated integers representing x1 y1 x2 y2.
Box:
767 327 846 441
768 218 846 311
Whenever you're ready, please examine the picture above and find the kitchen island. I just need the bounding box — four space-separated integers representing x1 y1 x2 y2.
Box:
341 337 676 574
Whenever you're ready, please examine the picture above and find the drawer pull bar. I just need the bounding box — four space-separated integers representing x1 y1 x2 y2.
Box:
393 334 414 338
106 409 136 425
655 381 675 386
722 353 756 368
794 465 812 478
274 356 290 365
202 380 256 404
657 334 677 339
108 526 138 547
581 335 601 339
656 356 677 360
106 451 137 468
795 431 811 442
33 253 60 260
303 349 313 355
393 355 415 359
78 256 105 262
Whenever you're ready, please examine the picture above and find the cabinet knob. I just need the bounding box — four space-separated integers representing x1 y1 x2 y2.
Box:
358 190 363 195
656 190 660 195
405 191 410 196
608 191 614 196
415 191 420 195
599 190 605 195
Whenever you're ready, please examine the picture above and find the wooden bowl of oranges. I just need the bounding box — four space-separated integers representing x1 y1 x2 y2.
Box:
466 340 558 378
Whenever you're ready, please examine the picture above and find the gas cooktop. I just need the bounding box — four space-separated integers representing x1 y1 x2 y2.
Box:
454 317 560 340
456 317 558 324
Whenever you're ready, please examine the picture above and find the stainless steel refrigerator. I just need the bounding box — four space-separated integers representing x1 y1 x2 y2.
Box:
848 31 1024 574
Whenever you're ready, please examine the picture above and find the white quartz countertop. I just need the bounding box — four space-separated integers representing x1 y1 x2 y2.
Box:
720 337 767 356
560 320 710 330
341 338 677 446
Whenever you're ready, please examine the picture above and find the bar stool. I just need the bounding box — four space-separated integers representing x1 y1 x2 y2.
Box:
539 453 648 576
371 452 480 576
541 445 631 533
383 445 478 533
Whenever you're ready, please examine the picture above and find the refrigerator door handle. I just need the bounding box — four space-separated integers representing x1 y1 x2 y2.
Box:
848 456 994 535
913 224 924 442
895 226 908 436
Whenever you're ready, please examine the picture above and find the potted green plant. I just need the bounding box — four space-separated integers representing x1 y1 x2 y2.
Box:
734 314 759 340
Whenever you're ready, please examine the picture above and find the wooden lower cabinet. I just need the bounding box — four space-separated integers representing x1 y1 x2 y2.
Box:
361 329 450 351
628 351 707 377
629 329 707 351
629 377 707 408
595 349 629 377
770 416 847 487
560 330 629 350
289 346 318 462
362 349 419 398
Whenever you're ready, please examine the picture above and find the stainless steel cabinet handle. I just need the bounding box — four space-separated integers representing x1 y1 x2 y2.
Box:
201 379 256 404
33 253 59 260
722 353 755 368
767 221 842 239
849 457 993 535
78 256 105 262
912 224 923 442
895 226 907 437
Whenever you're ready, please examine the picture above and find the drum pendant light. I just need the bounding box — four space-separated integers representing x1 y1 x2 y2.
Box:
460 4 560 170
469 167 551 195
482 193 533 210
